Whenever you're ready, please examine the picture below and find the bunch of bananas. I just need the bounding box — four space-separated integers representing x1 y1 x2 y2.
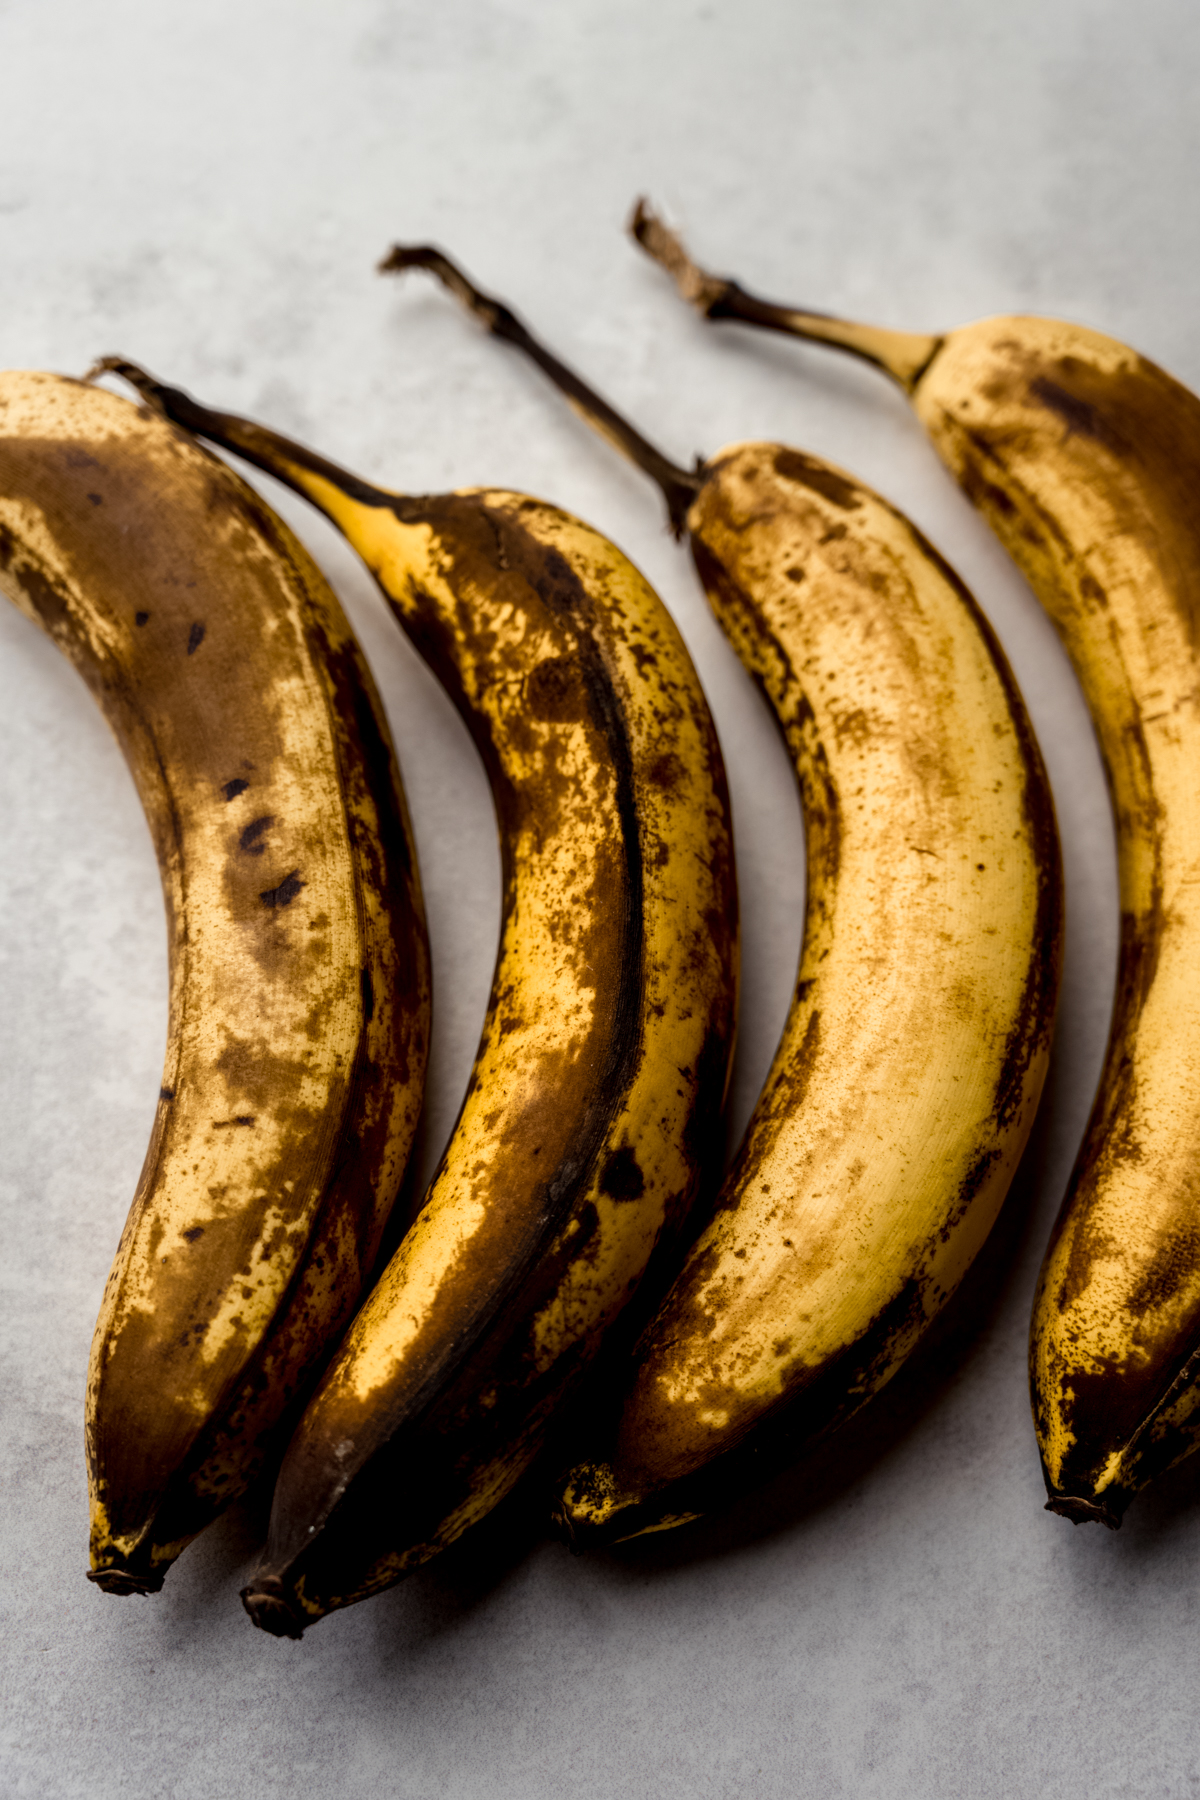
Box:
3 200 1196 1635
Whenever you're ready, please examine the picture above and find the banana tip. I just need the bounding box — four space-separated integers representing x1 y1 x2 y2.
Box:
1044 1495 1122 1530
241 1576 307 1640
552 1459 640 1552
86 1565 165 1597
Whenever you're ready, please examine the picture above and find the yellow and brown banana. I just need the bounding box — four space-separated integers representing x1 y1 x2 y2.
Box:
630 202 1200 1526
385 247 1063 1545
97 360 739 1630
0 370 430 1594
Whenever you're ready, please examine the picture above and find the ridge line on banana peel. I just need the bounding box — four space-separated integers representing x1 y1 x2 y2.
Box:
380 242 1063 1549
92 353 739 1634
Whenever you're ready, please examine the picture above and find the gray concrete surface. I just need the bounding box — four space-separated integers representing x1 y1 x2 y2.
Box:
0 2 1197 1794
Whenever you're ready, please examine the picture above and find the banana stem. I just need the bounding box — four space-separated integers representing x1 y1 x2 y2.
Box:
85 356 396 513
629 200 944 396
379 244 703 537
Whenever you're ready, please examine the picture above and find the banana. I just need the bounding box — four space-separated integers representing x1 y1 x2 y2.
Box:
385 247 1062 1545
629 202 1200 1527
96 359 739 1631
0 370 430 1593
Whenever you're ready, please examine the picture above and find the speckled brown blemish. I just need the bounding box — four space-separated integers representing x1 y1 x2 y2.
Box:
524 654 583 722
611 1273 931 1512
1047 887 1164 1321
937 1146 1001 1245
647 751 685 795
772 448 862 511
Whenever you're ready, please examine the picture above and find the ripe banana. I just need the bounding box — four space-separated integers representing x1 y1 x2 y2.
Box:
385 246 1063 1544
0 370 430 1593
630 203 1200 1527
97 358 739 1630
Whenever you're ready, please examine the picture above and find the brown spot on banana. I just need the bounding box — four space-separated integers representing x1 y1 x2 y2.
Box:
0 371 431 1594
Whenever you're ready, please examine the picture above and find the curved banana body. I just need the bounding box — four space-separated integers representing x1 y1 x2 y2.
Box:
631 211 1200 1524
556 444 1062 1544
0 372 430 1592
913 324 1200 1524
108 373 739 1633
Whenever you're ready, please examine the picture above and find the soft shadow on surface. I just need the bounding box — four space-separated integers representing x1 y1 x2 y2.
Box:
355 1046 1071 1653
1123 1454 1200 1534
579 1058 1069 1582
1048 1430 1200 1579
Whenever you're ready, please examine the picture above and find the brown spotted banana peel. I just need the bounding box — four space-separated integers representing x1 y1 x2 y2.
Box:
386 246 1063 1547
629 201 1200 1529
99 360 739 1633
0 370 430 1594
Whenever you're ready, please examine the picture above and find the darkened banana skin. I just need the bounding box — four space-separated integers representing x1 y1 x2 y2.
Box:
630 206 1200 1526
99 364 738 1634
558 450 1061 1544
382 248 1062 1548
0 372 430 1593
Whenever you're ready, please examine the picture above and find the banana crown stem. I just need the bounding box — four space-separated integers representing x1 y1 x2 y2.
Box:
628 200 944 396
86 357 401 518
379 244 703 537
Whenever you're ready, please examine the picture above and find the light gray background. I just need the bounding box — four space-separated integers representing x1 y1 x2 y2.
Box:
0 2 1196 1795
